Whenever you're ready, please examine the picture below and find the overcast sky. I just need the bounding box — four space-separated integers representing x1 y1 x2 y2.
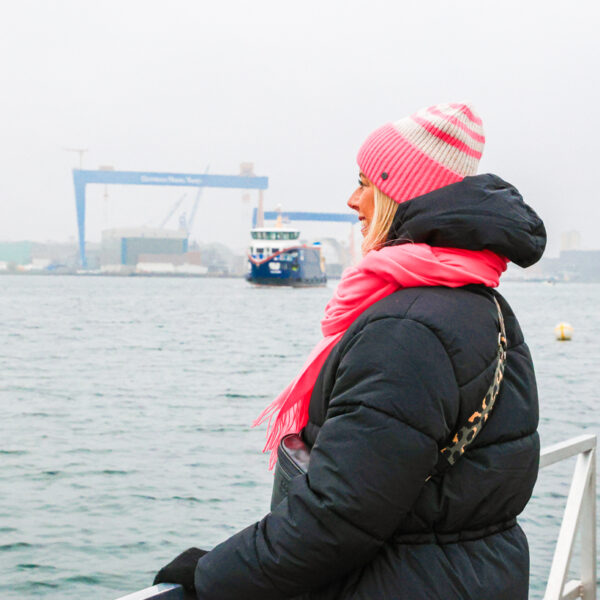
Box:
1 0 598 256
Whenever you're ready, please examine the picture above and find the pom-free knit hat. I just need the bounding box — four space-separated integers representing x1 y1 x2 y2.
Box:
357 102 485 204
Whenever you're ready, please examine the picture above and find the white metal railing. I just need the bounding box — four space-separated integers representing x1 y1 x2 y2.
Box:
113 435 597 600
114 583 183 600
541 434 597 600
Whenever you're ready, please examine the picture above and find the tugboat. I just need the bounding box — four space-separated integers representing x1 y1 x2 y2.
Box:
246 223 327 287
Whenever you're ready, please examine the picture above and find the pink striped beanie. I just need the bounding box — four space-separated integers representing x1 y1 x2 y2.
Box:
357 102 485 204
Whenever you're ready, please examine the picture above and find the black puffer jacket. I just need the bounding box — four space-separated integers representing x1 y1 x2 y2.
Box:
195 174 546 600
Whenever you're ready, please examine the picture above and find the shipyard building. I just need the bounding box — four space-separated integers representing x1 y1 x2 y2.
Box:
100 228 207 275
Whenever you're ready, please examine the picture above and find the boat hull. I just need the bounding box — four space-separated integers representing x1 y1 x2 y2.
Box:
246 276 327 287
247 247 327 288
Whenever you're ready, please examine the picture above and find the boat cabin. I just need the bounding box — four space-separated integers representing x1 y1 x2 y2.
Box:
249 227 300 260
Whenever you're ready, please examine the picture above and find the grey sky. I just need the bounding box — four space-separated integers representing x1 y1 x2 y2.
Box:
1 0 598 256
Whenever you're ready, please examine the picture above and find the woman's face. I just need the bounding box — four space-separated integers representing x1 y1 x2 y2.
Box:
347 173 375 237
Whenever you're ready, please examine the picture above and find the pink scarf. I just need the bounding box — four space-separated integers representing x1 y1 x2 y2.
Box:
254 244 508 468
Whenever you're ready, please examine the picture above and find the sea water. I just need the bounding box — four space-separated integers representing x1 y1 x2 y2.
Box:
0 276 598 599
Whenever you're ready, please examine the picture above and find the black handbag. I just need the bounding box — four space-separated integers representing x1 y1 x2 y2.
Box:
271 433 312 509
271 297 507 511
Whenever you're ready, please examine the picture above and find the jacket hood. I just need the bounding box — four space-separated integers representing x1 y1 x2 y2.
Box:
386 173 546 268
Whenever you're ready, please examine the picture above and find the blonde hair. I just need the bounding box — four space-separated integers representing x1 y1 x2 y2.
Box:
361 187 400 255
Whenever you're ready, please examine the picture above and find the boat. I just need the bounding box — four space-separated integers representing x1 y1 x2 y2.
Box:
246 224 327 287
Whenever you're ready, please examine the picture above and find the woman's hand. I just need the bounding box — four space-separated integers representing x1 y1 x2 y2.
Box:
153 547 208 598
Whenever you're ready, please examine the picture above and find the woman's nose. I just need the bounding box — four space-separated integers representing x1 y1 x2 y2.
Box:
347 190 359 210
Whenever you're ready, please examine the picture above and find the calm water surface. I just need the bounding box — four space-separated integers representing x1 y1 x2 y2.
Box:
0 276 598 599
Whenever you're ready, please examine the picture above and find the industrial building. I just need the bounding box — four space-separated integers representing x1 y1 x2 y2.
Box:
99 228 220 275
101 228 189 274
0 241 33 266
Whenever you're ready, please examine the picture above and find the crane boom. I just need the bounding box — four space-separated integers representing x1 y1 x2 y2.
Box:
159 193 187 228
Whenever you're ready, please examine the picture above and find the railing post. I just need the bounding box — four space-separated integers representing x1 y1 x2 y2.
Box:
580 448 596 600
541 435 597 600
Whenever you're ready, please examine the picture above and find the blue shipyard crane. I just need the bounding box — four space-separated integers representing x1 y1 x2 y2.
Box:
72 167 268 268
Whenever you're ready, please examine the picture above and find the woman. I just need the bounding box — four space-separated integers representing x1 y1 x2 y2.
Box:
154 102 545 599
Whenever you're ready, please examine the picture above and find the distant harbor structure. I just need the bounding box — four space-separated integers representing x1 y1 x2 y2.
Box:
0 240 82 273
505 230 600 282
529 249 600 282
71 165 269 269
0 161 360 277
100 228 207 276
